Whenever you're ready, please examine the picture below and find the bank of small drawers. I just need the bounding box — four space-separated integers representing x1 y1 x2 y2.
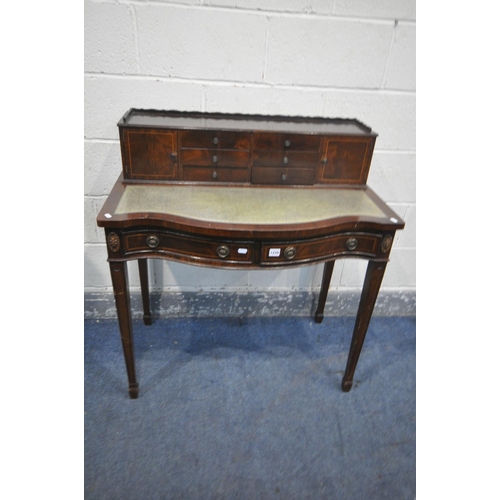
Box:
179 130 251 183
120 126 375 185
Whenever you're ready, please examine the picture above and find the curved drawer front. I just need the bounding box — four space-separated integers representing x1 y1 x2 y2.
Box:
261 233 381 265
122 231 255 265
109 229 388 267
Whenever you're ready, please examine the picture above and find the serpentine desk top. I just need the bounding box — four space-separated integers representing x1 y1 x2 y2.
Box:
115 184 386 224
98 177 403 239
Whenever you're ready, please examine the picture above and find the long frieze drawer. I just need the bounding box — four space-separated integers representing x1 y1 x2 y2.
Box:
253 150 319 168
252 167 316 185
180 130 251 150
261 233 381 264
181 166 250 183
123 232 255 263
180 149 250 167
253 132 322 151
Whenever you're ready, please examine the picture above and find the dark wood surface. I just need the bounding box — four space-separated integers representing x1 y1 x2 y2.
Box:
97 109 405 398
118 109 377 184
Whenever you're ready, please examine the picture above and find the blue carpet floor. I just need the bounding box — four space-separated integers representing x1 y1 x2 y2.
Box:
85 316 415 499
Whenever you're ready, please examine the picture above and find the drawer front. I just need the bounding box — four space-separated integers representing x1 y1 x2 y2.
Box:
252 167 316 185
253 133 321 151
261 233 381 264
124 232 255 264
180 149 250 168
253 150 319 168
122 128 178 180
180 130 251 150
181 166 250 183
318 137 374 184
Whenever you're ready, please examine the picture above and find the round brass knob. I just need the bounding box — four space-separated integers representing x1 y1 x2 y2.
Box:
212 155 218 163
146 235 160 248
281 173 288 181
283 156 289 164
284 246 296 260
345 238 358 251
216 245 230 258
213 137 219 145
212 170 218 179
284 139 291 148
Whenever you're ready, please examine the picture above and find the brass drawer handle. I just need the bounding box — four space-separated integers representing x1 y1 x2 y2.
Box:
146 235 160 248
212 155 218 163
281 173 288 181
213 137 219 145
212 170 218 179
284 246 296 260
345 238 358 251
216 245 230 258
284 139 291 148
283 156 289 164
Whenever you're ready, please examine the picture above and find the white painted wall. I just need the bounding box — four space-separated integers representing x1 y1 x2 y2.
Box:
84 0 416 301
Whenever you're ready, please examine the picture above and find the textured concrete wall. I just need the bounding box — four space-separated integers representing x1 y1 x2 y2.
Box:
84 0 416 317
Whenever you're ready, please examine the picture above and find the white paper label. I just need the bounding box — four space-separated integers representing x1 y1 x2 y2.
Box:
238 248 248 255
268 248 281 257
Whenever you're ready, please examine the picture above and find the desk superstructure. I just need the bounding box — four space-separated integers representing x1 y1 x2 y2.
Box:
97 109 405 398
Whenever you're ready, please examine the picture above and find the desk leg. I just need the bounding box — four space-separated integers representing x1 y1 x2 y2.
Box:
315 260 335 323
138 259 152 325
342 261 387 392
110 261 139 399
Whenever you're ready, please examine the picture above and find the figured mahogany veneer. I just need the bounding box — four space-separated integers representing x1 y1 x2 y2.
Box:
97 109 405 399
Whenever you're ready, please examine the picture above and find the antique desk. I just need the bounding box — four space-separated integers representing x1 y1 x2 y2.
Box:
97 109 405 399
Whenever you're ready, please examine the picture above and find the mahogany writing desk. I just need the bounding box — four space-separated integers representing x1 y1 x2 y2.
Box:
97 109 405 399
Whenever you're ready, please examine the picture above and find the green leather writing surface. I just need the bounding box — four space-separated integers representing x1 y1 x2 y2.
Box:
115 185 385 224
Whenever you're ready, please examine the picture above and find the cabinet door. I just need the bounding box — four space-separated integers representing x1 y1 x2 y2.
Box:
122 128 178 180
319 137 374 184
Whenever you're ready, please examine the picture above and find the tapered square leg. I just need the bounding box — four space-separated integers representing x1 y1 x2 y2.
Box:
342 261 387 392
138 259 152 325
315 260 335 323
110 261 139 399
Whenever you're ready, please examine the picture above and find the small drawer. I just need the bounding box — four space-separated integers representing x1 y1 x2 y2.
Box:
251 167 316 185
261 233 381 265
180 149 250 168
252 150 319 168
124 232 255 264
180 130 251 150
181 166 250 183
253 133 321 151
